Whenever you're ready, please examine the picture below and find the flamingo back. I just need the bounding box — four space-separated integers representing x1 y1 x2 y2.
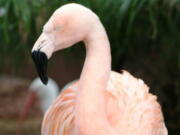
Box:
106 71 168 135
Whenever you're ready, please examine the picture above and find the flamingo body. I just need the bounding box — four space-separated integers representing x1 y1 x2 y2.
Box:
42 71 167 135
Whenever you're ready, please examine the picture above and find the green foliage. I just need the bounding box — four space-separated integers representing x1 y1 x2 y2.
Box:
0 0 179 68
0 0 179 133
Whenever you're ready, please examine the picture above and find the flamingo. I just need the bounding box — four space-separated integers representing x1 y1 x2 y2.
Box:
17 78 77 135
16 78 59 135
19 78 76 118
19 78 59 118
31 3 168 135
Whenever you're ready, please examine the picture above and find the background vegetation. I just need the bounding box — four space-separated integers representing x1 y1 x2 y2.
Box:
0 0 179 134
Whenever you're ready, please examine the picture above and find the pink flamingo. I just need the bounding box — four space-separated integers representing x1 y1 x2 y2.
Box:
31 3 168 135
16 78 59 135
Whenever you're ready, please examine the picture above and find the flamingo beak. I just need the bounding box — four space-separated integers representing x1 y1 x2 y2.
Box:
31 50 48 85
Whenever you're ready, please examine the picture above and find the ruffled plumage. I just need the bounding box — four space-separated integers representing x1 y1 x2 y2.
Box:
42 71 167 135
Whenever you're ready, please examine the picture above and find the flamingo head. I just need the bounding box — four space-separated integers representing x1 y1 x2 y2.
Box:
31 3 99 84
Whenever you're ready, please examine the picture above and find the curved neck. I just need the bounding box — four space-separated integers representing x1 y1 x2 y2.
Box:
75 23 112 134
81 23 111 90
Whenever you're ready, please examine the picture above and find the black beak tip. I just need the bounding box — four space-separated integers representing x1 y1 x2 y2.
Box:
31 50 49 85
41 77 48 85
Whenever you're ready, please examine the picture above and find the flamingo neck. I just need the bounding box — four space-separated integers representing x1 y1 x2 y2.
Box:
75 22 112 134
81 24 111 92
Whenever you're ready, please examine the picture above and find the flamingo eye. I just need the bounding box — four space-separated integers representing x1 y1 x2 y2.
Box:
54 26 61 32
